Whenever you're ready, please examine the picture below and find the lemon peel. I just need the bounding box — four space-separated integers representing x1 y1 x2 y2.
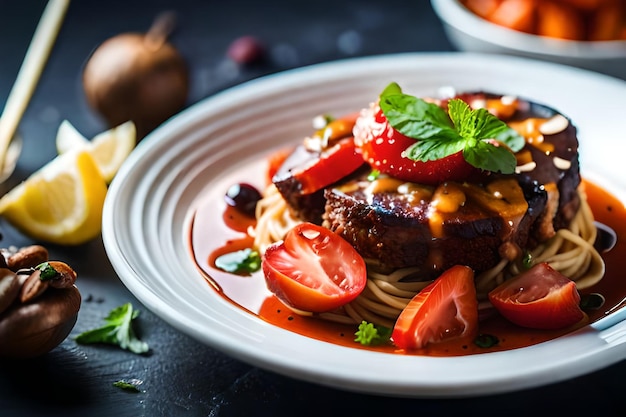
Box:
56 120 136 183
0 149 108 245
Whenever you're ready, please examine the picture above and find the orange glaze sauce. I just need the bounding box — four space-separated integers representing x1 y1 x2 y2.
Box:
190 179 626 357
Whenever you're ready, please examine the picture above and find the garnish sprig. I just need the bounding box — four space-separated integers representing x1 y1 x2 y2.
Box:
75 302 149 354
354 321 392 346
378 82 524 174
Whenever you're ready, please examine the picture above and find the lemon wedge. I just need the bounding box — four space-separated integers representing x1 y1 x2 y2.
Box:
0 149 108 245
56 120 136 183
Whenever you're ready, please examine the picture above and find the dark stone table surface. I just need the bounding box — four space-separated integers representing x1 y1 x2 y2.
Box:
1 1 625 416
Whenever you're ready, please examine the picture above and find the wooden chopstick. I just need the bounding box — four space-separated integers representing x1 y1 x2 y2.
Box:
0 0 71 175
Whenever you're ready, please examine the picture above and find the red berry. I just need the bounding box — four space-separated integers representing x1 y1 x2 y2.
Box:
227 36 265 65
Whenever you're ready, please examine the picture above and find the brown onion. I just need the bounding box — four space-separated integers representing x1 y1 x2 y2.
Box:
82 13 189 139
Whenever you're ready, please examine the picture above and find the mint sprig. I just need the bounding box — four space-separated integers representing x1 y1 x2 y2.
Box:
378 82 524 174
75 303 149 354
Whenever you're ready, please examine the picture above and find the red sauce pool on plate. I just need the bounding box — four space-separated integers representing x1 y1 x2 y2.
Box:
190 179 626 356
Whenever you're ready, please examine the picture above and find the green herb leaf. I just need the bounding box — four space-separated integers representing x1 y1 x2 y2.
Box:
379 83 525 174
75 303 149 354
380 81 403 97
463 140 518 174
494 120 526 150
474 333 499 349
113 380 142 393
449 100 510 142
354 321 392 346
380 87 456 142
36 262 58 281
522 251 533 270
215 248 261 274
367 169 381 181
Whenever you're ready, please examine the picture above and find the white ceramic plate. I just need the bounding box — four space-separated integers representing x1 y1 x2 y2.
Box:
102 53 626 398
431 0 626 80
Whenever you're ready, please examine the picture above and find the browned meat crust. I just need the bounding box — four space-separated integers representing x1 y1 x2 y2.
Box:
323 175 547 277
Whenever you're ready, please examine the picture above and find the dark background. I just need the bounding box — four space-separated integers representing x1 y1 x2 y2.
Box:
1 1 625 416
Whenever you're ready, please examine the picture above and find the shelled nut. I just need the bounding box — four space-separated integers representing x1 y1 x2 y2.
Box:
0 244 80 358
1 245 49 271
0 269 20 314
19 269 49 303
44 261 77 289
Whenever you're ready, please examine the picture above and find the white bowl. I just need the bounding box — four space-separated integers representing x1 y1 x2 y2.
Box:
431 0 626 79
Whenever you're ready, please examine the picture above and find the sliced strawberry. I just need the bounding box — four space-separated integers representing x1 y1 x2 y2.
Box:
392 265 478 350
488 263 585 330
262 222 367 313
354 105 480 185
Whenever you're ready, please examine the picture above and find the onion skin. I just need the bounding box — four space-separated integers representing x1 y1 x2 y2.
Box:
82 33 189 139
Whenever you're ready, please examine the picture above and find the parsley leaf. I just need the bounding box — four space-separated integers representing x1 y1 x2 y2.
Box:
354 321 392 346
367 169 381 181
36 262 58 281
75 303 149 354
215 248 261 274
522 252 533 269
379 82 525 174
113 380 142 393
474 333 499 349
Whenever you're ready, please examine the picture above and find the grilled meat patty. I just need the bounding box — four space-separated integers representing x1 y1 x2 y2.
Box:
274 92 580 277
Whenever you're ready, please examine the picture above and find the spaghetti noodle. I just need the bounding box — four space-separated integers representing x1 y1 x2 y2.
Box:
249 184 605 329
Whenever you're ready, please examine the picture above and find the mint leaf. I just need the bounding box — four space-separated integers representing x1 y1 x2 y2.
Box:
380 82 403 97
379 83 525 174
403 130 466 162
495 127 525 153
215 248 261 274
380 91 456 141
463 140 518 174
75 303 149 354
448 100 524 152
449 100 508 140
